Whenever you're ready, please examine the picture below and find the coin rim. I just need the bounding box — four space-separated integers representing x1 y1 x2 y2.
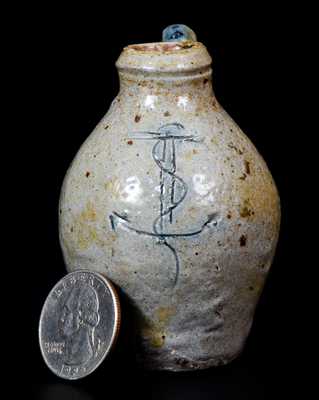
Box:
38 269 121 380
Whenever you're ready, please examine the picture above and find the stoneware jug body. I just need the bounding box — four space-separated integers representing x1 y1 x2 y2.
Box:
59 41 280 371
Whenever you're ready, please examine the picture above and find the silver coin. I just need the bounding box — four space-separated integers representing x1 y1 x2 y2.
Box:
39 270 121 380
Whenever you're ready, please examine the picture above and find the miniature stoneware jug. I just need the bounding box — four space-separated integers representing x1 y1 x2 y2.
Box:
59 28 280 371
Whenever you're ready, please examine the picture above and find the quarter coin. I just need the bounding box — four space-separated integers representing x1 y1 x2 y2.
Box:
39 270 120 379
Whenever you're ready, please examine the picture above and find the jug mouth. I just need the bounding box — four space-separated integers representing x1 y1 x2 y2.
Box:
126 41 198 53
116 41 212 76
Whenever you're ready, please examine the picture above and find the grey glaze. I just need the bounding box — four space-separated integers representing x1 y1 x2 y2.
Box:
59 39 280 371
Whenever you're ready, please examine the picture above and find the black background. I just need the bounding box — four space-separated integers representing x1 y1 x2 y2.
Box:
11 4 309 399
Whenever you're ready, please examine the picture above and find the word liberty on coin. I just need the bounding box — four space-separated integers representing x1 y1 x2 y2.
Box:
39 270 121 379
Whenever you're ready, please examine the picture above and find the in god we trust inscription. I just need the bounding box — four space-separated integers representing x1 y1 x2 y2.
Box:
110 123 218 287
39 270 121 379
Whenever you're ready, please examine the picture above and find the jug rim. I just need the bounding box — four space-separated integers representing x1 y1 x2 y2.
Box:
116 41 212 75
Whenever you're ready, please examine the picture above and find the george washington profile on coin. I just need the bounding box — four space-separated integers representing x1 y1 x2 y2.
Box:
59 283 101 366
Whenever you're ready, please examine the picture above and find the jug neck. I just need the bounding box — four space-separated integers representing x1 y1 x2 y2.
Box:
116 42 214 99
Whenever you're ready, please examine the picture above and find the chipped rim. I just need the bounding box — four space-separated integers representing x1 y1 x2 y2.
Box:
125 41 201 53
116 41 212 75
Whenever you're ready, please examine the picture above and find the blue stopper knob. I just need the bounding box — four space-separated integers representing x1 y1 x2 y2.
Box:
162 24 197 42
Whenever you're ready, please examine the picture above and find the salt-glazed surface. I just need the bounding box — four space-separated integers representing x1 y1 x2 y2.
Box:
59 40 280 371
